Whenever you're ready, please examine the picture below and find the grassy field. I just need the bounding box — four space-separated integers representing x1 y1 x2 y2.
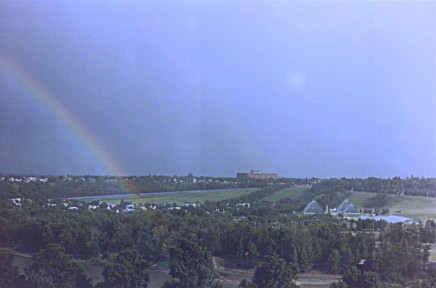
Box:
348 191 436 221
78 188 258 205
262 185 311 202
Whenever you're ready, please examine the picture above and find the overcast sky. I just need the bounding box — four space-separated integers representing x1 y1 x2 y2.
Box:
1 1 435 178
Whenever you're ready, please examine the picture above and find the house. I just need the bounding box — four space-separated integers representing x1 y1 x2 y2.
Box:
303 200 324 214
184 202 200 208
106 202 116 209
10 198 22 207
168 206 182 211
123 203 135 212
236 203 251 208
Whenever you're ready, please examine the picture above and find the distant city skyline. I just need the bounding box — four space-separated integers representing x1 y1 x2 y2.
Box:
1 1 435 178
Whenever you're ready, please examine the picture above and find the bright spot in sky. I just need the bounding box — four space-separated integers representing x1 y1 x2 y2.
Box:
286 73 306 90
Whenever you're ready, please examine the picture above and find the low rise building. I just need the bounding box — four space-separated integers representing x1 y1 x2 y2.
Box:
236 170 278 180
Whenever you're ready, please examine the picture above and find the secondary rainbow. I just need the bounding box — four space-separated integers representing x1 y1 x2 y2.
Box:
0 51 127 179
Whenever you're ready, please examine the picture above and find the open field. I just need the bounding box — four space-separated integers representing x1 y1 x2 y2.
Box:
348 191 436 221
77 188 258 205
262 185 311 202
347 191 377 207
297 271 341 288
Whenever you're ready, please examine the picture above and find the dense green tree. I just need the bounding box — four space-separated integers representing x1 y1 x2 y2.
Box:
0 252 19 288
286 245 299 268
373 223 425 282
101 249 149 288
329 249 341 274
329 282 348 288
341 266 359 287
210 281 225 288
168 238 215 288
339 246 354 274
420 266 436 288
25 244 92 288
363 192 390 208
363 271 381 288
239 279 256 288
248 241 259 264
333 267 380 288
252 255 298 288
422 221 436 243
298 245 313 272
160 280 181 288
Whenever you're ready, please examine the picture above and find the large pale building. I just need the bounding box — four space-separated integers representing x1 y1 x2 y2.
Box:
236 170 278 180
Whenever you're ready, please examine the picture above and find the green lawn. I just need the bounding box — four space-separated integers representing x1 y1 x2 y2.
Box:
79 189 258 205
262 185 311 202
348 191 436 221
347 191 378 207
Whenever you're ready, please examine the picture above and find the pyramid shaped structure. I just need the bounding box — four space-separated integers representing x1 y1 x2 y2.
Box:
337 199 351 214
337 199 360 215
303 200 324 214
343 204 360 214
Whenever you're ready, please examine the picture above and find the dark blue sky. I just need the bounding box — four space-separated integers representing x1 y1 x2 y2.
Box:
1 1 435 178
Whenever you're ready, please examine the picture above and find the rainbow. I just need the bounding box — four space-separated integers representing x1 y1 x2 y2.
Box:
0 51 128 181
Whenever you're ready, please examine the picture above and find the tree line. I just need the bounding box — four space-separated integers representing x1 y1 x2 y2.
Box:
2 175 434 201
310 177 436 198
0 174 277 201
